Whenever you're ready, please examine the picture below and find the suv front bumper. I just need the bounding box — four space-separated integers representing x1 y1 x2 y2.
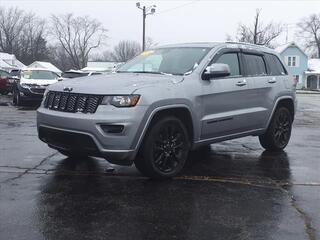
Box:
18 85 45 101
37 105 149 165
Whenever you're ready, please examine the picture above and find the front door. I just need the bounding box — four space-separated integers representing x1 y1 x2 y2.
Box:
200 49 256 139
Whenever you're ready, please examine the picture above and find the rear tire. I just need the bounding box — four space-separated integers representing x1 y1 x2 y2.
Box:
134 116 190 179
259 107 292 151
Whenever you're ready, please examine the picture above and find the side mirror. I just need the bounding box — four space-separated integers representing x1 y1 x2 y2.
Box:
203 63 231 80
57 77 63 81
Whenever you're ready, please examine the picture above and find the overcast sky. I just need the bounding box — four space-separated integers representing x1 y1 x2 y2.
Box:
1 0 320 50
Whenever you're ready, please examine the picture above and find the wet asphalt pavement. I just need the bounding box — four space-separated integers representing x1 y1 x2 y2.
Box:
0 94 319 240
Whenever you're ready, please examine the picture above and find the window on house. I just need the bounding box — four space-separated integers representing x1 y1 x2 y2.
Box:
287 56 299 67
288 56 292 66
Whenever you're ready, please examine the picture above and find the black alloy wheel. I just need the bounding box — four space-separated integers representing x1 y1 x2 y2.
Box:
273 109 291 148
135 116 190 179
153 121 186 173
259 107 292 151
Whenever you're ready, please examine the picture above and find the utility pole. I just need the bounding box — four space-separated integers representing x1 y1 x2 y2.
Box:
136 2 156 51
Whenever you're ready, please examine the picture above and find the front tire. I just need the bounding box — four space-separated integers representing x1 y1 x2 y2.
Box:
12 88 24 106
134 116 190 179
0 90 8 95
259 107 292 151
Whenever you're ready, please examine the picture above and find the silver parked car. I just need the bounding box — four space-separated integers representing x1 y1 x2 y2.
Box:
37 42 296 179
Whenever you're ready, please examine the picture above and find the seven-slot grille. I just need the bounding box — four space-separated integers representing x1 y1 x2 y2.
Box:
44 91 103 114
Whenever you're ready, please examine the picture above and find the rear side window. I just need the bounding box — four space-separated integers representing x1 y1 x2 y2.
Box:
215 53 240 76
265 54 287 75
243 54 267 76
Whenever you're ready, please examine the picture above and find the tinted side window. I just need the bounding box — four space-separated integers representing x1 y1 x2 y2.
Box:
266 54 287 75
215 53 240 76
243 54 267 76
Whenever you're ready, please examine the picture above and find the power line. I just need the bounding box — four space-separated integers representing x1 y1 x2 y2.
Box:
156 0 200 15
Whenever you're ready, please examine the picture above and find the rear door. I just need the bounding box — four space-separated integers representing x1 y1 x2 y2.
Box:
200 48 256 139
242 51 286 129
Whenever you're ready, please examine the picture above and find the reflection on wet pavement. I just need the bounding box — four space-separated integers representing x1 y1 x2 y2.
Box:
0 94 319 240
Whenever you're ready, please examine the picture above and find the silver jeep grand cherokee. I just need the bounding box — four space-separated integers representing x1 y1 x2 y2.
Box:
37 42 296 179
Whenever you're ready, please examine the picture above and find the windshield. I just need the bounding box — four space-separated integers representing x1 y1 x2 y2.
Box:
10 70 20 77
22 70 58 80
117 47 210 75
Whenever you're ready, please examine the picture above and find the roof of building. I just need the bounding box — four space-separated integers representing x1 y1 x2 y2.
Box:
275 42 308 57
0 52 26 70
305 58 320 74
0 59 13 69
84 61 123 72
22 67 56 71
28 61 62 73
81 67 112 72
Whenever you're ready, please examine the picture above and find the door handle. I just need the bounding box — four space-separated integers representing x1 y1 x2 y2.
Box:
268 78 277 84
236 79 247 86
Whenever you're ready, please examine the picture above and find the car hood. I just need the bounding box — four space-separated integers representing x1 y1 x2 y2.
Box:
20 77 58 86
48 72 184 94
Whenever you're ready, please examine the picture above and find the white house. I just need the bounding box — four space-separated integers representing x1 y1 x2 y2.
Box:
0 52 25 71
28 61 62 75
305 59 320 90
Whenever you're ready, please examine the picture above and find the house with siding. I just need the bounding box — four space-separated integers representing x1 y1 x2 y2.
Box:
305 59 320 90
28 61 62 75
275 42 308 89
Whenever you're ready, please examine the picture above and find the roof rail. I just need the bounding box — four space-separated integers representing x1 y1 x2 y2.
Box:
225 41 269 49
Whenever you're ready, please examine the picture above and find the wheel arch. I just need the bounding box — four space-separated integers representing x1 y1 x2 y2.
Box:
266 96 295 129
134 105 196 153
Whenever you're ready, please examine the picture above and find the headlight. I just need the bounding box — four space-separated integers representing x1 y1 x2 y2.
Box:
101 95 140 107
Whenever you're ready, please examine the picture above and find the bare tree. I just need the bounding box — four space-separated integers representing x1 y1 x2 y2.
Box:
111 40 141 62
0 7 28 54
90 50 114 62
51 13 107 69
0 6 49 64
297 14 320 58
47 45 74 71
145 37 157 50
231 9 283 47
92 38 156 62
16 14 49 64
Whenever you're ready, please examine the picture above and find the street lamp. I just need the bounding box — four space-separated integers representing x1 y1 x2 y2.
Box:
136 2 156 51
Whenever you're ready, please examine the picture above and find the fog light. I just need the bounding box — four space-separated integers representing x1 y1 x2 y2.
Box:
100 124 124 134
